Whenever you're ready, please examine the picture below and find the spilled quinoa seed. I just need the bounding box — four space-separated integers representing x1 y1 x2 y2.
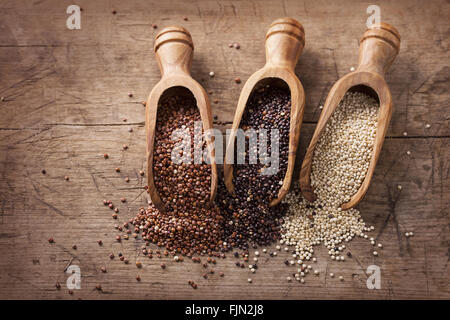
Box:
133 93 223 255
281 91 379 261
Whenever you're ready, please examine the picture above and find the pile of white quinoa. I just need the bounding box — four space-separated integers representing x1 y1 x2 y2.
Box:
281 91 379 262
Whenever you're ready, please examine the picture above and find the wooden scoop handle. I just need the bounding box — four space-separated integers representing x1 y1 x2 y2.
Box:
357 22 400 75
154 26 194 77
265 18 305 70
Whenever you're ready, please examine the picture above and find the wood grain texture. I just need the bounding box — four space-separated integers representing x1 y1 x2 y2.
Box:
0 0 448 300
223 17 306 206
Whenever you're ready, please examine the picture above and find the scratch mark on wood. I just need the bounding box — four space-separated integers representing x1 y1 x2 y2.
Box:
32 196 66 217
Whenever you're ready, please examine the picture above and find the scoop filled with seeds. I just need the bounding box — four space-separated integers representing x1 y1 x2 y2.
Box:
145 26 217 211
224 17 306 206
299 22 400 209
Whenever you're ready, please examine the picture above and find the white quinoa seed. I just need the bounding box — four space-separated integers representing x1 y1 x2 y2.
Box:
281 92 379 262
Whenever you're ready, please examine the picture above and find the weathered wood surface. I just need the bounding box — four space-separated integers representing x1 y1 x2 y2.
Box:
0 0 448 299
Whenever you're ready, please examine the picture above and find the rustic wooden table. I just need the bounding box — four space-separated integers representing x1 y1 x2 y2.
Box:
0 0 448 300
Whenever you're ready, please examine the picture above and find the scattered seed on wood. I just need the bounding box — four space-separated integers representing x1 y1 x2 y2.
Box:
100 266 107 273
234 77 241 83
48 237 54 243
183 16 188 21
55 282 61 289
97 240 103 245
103 153 109 159
95 284 102 291
112 10 116 15
139 170 144 176
152 24 157 29
41 169 46 174
109 253 114 259
136 261 142 268
160 263 166 269
136 275 141 281
123 144 128 150
72 244 77 250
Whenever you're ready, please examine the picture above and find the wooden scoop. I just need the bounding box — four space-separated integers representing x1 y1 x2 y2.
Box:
224 18 306 206
145 26 217 211
299 23 401 210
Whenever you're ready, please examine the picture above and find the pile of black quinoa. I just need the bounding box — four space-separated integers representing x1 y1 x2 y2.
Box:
233 84 291 204
216 180 287 251
217 84 291 250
